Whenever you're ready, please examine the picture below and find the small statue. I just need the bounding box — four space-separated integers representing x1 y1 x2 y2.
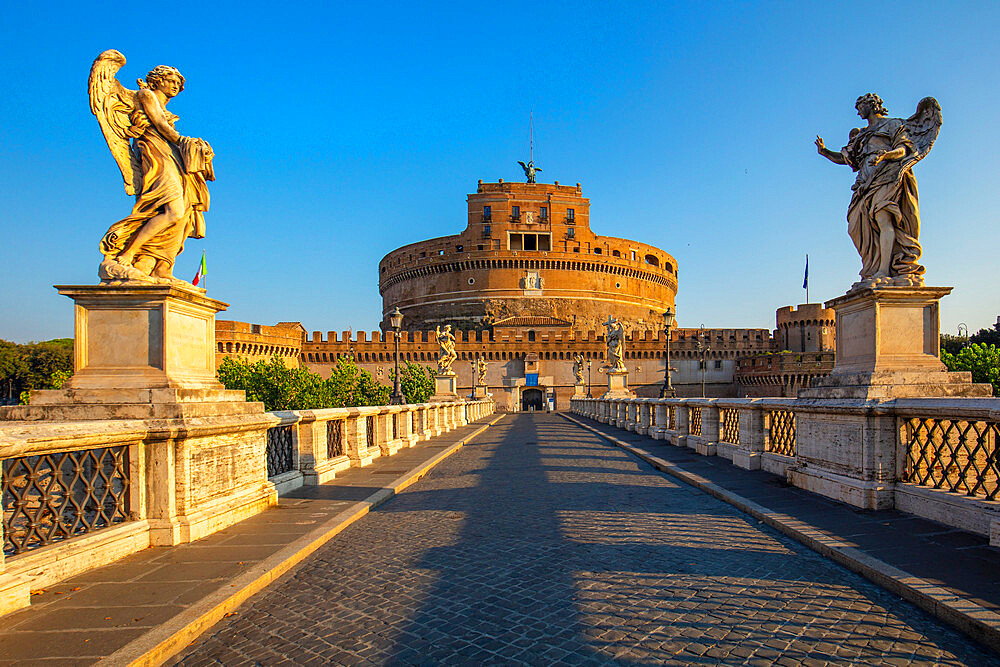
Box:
815 94 941 289
89 50 215 286
517 160 542 184
604 317 626 373
435 325 457 375
475 356 488 386
572 354 585 384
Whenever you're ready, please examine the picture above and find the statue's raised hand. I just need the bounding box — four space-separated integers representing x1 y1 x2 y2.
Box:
815 135 826 153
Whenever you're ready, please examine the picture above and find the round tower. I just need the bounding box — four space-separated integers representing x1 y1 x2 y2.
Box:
775 304 835 353
379 179 677 332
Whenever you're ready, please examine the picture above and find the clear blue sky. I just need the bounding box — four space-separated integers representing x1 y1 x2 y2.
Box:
2 1 998 342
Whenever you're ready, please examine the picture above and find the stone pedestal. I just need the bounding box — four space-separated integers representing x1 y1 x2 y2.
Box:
791 286 990 510
474 384 488 399
799 286 991 400
573 381 586 397
601 371 635 399
2 284 258 420
429 374 459 402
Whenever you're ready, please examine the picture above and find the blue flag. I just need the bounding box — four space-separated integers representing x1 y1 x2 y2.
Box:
803 254 809 290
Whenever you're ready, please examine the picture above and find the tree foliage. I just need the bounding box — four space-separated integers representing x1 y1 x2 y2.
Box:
389 360 436 404
0 338 74 405
940 343 1000 396
217 355 390 411
940 334 967 356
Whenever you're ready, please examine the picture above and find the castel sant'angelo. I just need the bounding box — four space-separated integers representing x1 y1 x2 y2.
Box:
217 169 833 410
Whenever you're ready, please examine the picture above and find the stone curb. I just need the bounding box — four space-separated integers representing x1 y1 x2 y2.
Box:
101 414 506 667
561 413 1000 654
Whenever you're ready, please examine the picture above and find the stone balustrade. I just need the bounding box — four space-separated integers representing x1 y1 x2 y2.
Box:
571 396 1000 547
0 399 494 616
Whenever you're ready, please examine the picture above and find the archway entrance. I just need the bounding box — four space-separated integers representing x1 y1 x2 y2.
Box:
521 388 544 411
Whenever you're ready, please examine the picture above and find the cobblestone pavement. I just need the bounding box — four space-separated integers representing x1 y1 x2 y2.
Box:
173 414 997 665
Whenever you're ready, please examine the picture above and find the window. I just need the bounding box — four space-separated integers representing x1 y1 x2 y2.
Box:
456 245 463 252
612 249 621 257
483 224 491 236
477 244 484 251
483 205 491 221
566 208 575 222
644 254 659 267
528 330 536 342
511 205 520 221
540 206 547 220
631 250 637 261
567 227 575 238
714 360 722 369
593 247 602 254
508 232 551 252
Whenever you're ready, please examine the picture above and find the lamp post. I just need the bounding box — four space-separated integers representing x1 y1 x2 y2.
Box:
586 359 593 398
659 307 676 398
697 324 711 398
389 307 405 405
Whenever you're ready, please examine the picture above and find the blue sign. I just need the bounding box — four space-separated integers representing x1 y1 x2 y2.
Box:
525 373 538 386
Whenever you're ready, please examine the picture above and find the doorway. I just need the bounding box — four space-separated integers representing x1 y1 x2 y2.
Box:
521 388 544 411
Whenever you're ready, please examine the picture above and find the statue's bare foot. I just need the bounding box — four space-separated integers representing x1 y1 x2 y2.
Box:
892 274 924 287
99 257 155 284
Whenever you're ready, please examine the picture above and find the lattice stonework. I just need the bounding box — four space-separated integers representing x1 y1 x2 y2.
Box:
721 408 740 445
266 426 295 477
365 416 376 450
392 414 399 440
766 410 797 457
668 406 676 431
690 407 702 436
902 417 1000 500
2 446 131 557
326 420 344 459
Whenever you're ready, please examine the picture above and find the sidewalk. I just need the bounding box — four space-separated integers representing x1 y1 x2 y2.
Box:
564 413 1000 653
0 414 505 666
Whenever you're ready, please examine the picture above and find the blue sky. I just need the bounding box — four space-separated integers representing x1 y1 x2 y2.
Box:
2 1 998 342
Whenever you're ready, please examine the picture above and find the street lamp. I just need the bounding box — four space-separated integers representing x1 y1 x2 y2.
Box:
697 324 711 398
659 307 676 398
586 359 593 398
388 307 405 405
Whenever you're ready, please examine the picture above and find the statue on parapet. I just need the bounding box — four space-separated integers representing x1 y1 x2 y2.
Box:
517 160 542 184
572 353 585 383
815 93 941 290
435 325 457 375
88 50 215 287
475 356 488 385
603 317 626 373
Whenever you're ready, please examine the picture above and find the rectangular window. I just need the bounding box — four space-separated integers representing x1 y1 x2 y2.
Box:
538 234 551 251
511 205 520 220
714 360 722 369
483 224 491 236
631 250 637 261
566 208 575 222
509 233 523 250
524 234 537 251
483 205 491 220
567 227 575 238
540 206 548 220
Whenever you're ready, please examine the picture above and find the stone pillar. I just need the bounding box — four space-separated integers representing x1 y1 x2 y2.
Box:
693 403 720 457
601 371 635 400
732 403 764 470
651 401 670 440
430 374 460 403
673 401 690 447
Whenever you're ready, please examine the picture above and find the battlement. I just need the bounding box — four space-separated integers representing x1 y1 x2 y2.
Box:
776 303 835 327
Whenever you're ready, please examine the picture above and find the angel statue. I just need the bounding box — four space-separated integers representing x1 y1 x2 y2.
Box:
435 325 458 375
604 317 627 373
517 160 542 184
88 50 215 286
475 356 488 386
815 94 942 289
572 353 585 384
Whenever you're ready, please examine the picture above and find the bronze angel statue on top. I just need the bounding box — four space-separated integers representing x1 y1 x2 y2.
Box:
815 94 942 290
88 49 215 286
517 160 541 184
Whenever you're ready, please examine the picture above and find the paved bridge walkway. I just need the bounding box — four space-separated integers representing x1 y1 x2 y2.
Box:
171 413 995 665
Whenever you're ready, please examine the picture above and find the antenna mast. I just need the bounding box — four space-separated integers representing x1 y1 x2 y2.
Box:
530 111 534 163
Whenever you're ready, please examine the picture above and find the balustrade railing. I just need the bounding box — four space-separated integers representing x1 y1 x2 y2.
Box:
2 446 132 556
765 408 796 457
901 416 1000 500
721 408 740 445
327 420 345 459
689 406 702 436
266 425 295 477
365 415 376 450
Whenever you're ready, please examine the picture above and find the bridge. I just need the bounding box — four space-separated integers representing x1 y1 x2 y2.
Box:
1 404 998 664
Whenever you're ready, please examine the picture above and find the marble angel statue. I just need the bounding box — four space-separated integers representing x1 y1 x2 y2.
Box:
572 354 585 384
475 356 488 386
88 49 215 286
815 94 942 289
435 325 458 375
604 317 627 373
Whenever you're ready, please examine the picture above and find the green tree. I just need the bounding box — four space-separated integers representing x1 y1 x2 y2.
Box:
940 333 967 356
970 318 1000 347
217 355 390 411
941 343 1000 396
389 360 436 404
0 338 74 404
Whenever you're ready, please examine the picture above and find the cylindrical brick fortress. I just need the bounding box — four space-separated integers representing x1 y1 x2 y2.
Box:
379 180 677 332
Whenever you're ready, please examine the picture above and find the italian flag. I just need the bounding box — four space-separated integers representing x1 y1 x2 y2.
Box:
192 251 207 287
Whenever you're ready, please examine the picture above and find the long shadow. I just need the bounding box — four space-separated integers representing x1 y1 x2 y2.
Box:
375 414 995 664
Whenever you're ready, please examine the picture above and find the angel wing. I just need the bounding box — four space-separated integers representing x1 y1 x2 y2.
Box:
88 50 141 195
899 96 942 180
517 160 528 172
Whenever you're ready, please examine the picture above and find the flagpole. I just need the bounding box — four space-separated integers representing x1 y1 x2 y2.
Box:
805 254 809 304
